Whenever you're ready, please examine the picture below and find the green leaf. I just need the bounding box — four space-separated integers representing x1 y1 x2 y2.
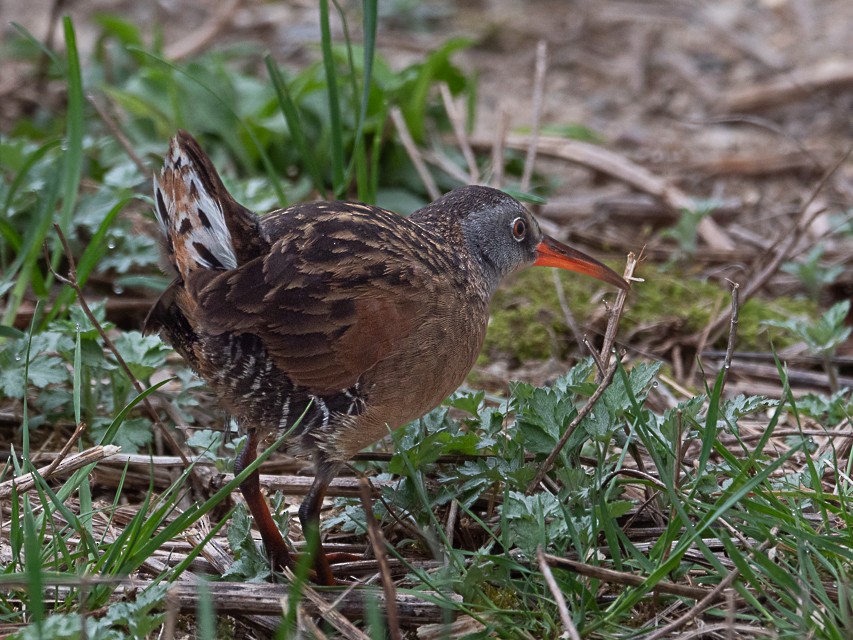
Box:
581 401 613 440
516 387 576 455
98 233 160 274
397 37 472 143
222 503 272 582
603 360 662 418
445 390 485 416
111 331 171 380
554 358 596 394
186 429 224 461
764 301 851 356
721 394 778 432
0 337 69 398
502 490 571 556
108 416 153 453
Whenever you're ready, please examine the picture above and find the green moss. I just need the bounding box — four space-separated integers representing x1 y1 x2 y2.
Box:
741 296 818 348
483 265 819 363
483 267 612 364
625 271 723 334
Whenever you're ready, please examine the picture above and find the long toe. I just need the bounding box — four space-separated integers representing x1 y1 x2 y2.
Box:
269 546 294 574
313 552 338 586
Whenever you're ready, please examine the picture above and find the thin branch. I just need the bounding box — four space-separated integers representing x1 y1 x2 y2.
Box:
358 478 401 640
439 83 478 182
490 106 510 187
0 445 121 499
720 281 740 395
39 420 87 480
444 498 460 554
542 553 720 602
674 409 685 488
600 468 668 492
520 40 548 193
583 335 607 377
686 294 723 385
422 149 472 185
552 269 585 353
597 252 637 383
390 107 440 200
299 583 374 640
88 95 148 176
537 546 581 640
163 0 244 61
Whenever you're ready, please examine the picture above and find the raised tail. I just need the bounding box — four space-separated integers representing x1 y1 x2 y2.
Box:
152 131 266 283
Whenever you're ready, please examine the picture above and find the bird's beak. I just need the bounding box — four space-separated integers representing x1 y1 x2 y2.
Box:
534 236 629 290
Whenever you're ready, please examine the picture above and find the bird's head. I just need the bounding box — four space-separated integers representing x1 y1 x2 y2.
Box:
417 185 629 294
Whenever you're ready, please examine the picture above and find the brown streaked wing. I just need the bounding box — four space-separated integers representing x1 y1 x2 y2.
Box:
190 204 441 394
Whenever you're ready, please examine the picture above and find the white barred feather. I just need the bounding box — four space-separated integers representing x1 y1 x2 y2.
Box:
154 138 238 277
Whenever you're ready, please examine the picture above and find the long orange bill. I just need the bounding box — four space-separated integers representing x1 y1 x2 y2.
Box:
534 235 629 290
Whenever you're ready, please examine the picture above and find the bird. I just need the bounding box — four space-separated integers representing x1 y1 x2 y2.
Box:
144 130 628 585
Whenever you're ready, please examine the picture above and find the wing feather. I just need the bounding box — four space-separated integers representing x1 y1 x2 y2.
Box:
188 203 446 394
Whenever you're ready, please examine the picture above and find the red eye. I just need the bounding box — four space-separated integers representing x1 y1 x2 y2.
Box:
512 217 527 241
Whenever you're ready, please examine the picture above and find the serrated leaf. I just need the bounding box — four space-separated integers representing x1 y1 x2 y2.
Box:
520 387 576 438
721 394 778 431
581 401 613 439
112 331 171 380
0 342 69 398
223 503 271 582
605 499 635 519
604 361 662 415
554 358 596 393
186 429 224 461
661 395 706 441
446 390 485 416
109 417 152 453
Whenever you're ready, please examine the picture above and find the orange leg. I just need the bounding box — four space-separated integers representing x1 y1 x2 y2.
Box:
298 459 342 586
234 430 293 571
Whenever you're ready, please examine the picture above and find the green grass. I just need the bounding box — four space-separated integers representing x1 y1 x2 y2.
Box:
2 4 852 639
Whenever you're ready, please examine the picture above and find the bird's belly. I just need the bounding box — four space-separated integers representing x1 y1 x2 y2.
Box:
327 310 487 459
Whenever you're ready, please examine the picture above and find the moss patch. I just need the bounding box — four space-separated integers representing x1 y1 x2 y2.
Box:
483 265 818 364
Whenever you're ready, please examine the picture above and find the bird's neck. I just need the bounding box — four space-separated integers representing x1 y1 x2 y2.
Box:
409 211 502 301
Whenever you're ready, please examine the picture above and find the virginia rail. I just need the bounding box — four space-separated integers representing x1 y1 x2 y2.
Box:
145 131 628 584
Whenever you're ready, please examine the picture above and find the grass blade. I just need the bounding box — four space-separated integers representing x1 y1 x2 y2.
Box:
692 367 725 496
356 0 378 200
0 139 61 221
59 17 85 234
1 168 59 326
319 0 345 195
265 56 326 196
23 495 45 630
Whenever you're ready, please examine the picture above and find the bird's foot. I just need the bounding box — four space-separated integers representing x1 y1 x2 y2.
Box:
269 548 360 586
268 546 295 574
324 551 363 565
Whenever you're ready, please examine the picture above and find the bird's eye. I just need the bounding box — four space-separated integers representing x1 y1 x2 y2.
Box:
511 217 527 241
